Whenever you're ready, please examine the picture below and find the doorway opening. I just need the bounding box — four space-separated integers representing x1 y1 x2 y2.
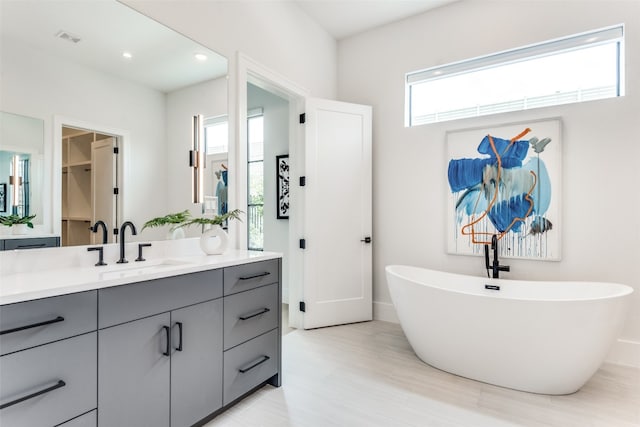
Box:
60 125 120 246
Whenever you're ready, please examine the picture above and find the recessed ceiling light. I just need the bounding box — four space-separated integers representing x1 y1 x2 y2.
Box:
194 53 208 61
122 52 133 59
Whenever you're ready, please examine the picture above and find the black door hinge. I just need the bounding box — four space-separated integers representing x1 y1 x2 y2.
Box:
299 113 306 124
113 146 119 154
113 187 119 195
299 239 306 249
299 301 306 312
299 176 306 186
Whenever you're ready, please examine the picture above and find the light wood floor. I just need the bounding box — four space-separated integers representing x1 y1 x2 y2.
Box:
206 321 640 427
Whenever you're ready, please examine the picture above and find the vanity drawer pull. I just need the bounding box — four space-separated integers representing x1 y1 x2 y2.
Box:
0 316 65 336
0 380 66 410
238 272 271 281
238 308 270 321
15 243 47 249
238 355 270 374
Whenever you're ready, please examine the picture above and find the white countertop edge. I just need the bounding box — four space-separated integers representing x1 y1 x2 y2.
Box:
1 250 282 305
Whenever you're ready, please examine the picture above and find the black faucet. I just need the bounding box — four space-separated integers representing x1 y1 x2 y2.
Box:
117 221 137 264
484 234 510 279
90 220 108 244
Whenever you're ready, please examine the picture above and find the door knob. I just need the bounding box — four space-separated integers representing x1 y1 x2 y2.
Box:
361 237 372 243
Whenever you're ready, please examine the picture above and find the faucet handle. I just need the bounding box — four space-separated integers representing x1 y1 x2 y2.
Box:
87 246 107 267
136 243 152 262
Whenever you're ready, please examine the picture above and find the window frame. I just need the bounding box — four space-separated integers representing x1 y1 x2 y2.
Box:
405 24 625 127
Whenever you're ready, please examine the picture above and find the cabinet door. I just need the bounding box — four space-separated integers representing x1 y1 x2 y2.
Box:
98 313 170 427
171 299 223 427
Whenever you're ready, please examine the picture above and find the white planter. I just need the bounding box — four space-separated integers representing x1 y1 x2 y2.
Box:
165 227 185 240
199 225 228 255
11 224 28 235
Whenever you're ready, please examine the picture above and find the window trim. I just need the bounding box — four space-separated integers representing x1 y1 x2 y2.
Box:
405 24 624 126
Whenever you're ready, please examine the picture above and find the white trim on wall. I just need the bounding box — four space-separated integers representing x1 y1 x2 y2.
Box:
235 51 309 329
52 116 129 237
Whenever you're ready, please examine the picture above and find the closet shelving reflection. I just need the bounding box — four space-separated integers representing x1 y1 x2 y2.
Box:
61 129 112 246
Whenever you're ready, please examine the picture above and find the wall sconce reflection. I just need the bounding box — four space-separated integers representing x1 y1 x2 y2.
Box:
190 114 205 204
10 154 22 209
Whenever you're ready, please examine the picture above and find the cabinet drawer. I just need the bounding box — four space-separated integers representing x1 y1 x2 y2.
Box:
224 283 278 350
224 259 279 295
0 332 97 427
0 291 97 355
223 329 278 406
3 237 60 250
99 269 222 329
57 410 96 427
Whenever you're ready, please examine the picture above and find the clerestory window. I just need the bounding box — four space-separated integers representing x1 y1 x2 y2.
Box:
406 25 624 126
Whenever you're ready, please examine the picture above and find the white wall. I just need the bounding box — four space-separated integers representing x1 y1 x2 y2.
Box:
338 0 640 364
1 38 167 237
248 83 291 302
163 77 228 239
122 0 337 100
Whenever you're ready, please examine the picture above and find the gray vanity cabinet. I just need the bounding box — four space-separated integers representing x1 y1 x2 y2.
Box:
98 313 171 427
0 291 97 427
97 270 224 427
171 299 224 427
1 257 281 427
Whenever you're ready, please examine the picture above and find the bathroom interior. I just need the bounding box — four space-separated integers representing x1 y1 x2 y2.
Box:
0 0 638 426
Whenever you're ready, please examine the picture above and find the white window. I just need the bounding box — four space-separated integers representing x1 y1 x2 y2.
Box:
204 115 228 155
406 25 624 126
247 109 264 251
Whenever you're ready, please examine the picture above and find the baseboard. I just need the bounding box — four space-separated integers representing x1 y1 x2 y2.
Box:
373 301 399 324
374 301 638 369
606 338 640 368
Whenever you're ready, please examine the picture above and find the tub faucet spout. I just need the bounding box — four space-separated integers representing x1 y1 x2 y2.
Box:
117 221 137 264
485 234 509 279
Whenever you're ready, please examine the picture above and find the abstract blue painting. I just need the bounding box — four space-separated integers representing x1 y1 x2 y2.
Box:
446 119 561 260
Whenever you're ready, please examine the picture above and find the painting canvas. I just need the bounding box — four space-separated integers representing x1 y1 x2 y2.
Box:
446 119 561 260
277 155 289 219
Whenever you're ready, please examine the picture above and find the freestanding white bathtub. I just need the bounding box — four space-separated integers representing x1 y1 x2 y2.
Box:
385 265 633 395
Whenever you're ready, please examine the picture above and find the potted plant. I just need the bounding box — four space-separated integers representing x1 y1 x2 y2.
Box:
0 214 36 235
178 209 243 255
141 210 191 239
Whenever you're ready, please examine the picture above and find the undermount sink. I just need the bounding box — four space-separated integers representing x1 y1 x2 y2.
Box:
99 259 192 280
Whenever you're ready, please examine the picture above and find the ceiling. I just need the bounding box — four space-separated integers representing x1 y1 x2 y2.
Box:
1 1 228 93
295 0 459 40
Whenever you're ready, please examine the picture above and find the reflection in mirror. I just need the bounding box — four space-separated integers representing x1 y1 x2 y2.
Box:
61 125 119 246
0 112 44 224
0 0 228 244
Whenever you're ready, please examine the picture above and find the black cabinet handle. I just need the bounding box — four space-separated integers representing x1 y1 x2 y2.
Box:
238 355 270 373
0 316 65 336
238 272 270 281
15 243 47 249
175 322 183 352
162 326 171 357
0 380 66 410
238 308 270 321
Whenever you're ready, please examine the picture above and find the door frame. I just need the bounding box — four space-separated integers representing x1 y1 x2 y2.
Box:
235 52 309 329
53 116 127 239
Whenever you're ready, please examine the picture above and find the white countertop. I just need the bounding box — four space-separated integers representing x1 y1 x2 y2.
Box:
0 240 281 305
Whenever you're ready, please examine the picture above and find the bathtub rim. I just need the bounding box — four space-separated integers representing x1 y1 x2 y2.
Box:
385 264 634 302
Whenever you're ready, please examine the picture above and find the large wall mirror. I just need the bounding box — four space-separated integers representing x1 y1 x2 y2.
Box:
0 0 228 245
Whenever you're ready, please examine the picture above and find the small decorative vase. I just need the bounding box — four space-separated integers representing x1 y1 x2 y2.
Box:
166 227 185 240
199 225 228 255
12 224 28 235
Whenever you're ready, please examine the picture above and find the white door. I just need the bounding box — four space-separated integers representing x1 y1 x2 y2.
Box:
302 98 372 329
91 137 117 243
